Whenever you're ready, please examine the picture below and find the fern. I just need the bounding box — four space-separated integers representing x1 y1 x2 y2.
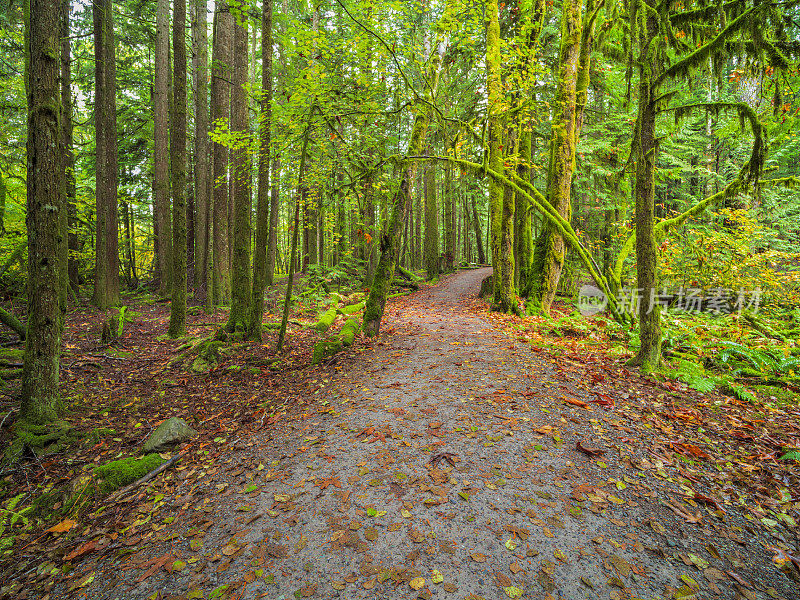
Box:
0 493 33 555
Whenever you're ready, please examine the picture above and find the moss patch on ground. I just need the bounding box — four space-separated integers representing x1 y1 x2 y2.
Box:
94 454 165 493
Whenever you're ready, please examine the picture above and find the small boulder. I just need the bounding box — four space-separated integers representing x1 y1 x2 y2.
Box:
142 417 197 453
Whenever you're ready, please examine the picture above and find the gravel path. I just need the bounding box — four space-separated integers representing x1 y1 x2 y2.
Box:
55 268 798 600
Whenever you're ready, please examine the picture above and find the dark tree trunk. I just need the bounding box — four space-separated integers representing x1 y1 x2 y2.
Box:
249 0 273 339
91 0 120 309
211 0 232 305
193 0 210 308
226 11 250 332
153 0 172 295
168 0 188 337
22 0 64 423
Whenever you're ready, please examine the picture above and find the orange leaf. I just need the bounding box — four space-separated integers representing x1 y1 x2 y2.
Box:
47 519 77 533
65 539 98 561
562 396 589 409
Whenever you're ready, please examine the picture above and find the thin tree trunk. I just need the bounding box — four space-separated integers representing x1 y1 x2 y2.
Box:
277 107 313 351
470 194 486 264
154 0 172 295
168 0 188 337
249 0 273 339
61 0 78 297
423 148 439 280
193 0 210 308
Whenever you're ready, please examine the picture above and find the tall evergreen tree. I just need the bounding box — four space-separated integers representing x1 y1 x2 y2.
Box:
153 0 172 296
22 0 64 423
169 0 188 337
91 0 120 309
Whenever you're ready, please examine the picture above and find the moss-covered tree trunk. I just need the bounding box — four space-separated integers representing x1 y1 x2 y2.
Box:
423 149 439 280
91 0 120 310
193 0 211 309
168 0 188 338
249 0 273 340
529 0 582 313
486 0 516 312
22 0 64 424
470 194 486 264
211 1 232 306
628 12 661 373
226 14 251 332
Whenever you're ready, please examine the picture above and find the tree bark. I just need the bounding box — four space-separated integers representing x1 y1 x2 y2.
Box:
486 0 516 312
22 0 64 423
168 0 188 338
628 10 662 373
193 0 211 308
226 11 251 332
60 0 78 298
211 0 232 305
248 0 273 340
91 0 120 309
529 0 582 313
423 149 439 280
153 0 172 296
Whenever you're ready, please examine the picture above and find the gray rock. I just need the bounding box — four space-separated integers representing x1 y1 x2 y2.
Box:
142 417 197 453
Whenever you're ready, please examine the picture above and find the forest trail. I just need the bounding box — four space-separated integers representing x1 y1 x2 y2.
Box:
52 268 798 600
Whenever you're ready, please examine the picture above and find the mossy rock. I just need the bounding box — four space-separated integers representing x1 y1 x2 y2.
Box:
95 454 165 494
142 417 197 453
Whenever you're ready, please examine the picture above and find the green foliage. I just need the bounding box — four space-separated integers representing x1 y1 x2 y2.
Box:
94 454 165 494
0 493 34 556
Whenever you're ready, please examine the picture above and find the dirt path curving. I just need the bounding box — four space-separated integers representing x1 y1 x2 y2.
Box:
51 268 798 600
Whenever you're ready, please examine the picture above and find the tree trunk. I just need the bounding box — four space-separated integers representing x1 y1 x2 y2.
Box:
277 107 313 351
60 0 78 298
423 150 439 280
470 194 485 264
486 0 516 312
628 13 662 373
529 0 582 313
192 0 210 308
153 0 172 295
266 155 281 286
226 12 251 332
168 0 188 338
249 0 273 340
92 0 120 310
211 1 232 305
22 0 64 423
443 162 455 271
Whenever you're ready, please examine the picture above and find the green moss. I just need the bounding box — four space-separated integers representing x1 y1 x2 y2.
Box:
314 306 338 332
16 421 73 450
88 427 117 442
95 454 165 494
340 318 360 347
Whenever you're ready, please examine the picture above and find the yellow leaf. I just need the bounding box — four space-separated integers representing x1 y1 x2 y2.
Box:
47 519 77 533
431 569 443 584
409 577 425 590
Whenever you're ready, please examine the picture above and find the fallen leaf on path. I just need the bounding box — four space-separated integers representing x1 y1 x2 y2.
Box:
409 577 425 590
64 539 98 561
575 440 605 457
428 452 457 467
562 397 589 409
47 519 77 533
471 552 487 563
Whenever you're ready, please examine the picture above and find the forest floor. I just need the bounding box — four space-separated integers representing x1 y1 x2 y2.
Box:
2 267 800 600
